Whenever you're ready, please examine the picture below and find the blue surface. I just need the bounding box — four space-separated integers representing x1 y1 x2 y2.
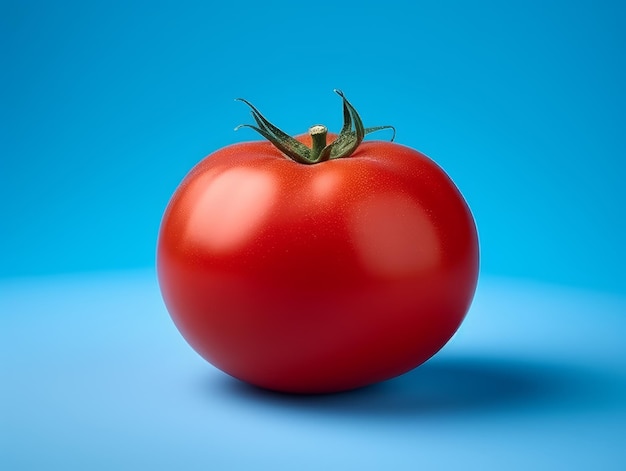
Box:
1 0 625 293
2 271 625 469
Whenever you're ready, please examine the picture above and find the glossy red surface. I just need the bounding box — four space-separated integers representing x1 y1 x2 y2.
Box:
157 135 479 393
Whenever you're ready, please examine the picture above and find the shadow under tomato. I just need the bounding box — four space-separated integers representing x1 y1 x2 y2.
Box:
210 355 620 418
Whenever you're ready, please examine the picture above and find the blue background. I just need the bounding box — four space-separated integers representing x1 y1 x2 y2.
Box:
2 1 626 469
2 0 625 294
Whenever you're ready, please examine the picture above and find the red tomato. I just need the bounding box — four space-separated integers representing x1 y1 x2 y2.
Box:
157 92 479 393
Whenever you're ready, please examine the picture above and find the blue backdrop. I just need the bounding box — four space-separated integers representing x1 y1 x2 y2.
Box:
2 0 625 294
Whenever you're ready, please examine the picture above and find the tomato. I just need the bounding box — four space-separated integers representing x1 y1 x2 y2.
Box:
157 91 479 394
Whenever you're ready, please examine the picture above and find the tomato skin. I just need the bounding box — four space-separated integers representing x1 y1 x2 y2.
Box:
157 134 479 393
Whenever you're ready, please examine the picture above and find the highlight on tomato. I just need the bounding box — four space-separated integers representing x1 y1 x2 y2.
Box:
157 90 479 394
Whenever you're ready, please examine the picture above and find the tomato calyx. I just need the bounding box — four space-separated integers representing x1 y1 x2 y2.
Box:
235 89 395 164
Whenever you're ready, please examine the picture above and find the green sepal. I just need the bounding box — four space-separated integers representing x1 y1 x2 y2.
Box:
235 91 395 164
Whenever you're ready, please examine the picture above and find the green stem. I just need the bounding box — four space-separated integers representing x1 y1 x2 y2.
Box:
309 125 328 162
